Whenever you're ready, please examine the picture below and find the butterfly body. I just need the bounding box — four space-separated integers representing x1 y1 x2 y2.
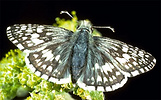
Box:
7 19 156 92
71 28 89 82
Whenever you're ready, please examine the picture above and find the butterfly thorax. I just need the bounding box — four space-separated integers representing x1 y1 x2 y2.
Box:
77 20 93 34
71 21 92 83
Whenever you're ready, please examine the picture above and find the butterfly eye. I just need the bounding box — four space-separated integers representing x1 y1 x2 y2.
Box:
76 25 80 29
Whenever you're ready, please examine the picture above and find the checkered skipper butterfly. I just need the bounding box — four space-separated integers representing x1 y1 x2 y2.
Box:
6 11 156 92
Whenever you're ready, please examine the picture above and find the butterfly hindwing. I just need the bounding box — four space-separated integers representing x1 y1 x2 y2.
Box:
77 44 127 92
26 42 73 84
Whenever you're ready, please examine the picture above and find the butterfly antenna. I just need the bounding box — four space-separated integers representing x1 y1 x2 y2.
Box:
93 26 115 32
60 11 74 19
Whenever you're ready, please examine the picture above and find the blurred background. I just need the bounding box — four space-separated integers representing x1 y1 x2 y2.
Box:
0 0 160 100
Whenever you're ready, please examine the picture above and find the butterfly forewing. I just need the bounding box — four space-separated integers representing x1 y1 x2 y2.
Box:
7 24 73 52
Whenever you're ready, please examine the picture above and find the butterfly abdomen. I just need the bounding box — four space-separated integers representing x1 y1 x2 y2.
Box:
71 29 89 83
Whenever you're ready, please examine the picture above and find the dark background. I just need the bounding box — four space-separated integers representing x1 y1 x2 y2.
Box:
0 0 160 100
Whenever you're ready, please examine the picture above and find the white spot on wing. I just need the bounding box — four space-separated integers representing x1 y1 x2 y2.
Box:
42 50 53 61
139 68 144 73
124 65 129 69
122 54 131 60
32 39 44 45
7 26 11 30
12 40 18 44
116 71 121 76
128 63 133 68
122 46 128 52
91 77 94 81
42 49 48 54
37 26 44 33
144 67 149 71
112 75 116 80
102 63 113 72
27 43 33 47
97 75 102 82
26 29 33 33
31 33 39 38
35 59 40 63
120 77 127 86
26 41 31 44
145 54 149 58
41 74 48 80
17 44 24 49
37 61 42 66
111 46 118 51
35 71 41 76
106 76 128 92
133 61 138 66
33 54 39 58
22 37 28 40
28 65 36 72
7 30 11 34
41 65 47 69
131 70 139 76
112 83 120 90
46 32 53 35
106 86 112 91
97 86 104 91
77 82 86 90
153 58 156 63
49 74 71 84
9 37 14 41
138 50 144 57
47 66 53 72
86 86 95 91
116 57 127 64
95 63 99 69
58 60 62 63
48 77 58 83
109 77 113 82
55 55 60 61
21 26 27 30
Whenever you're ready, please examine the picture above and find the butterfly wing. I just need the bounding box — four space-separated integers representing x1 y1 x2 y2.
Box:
77 36 156 92
7 24 73 52
94 36 156 77
7 24 74 84
77 45 127 92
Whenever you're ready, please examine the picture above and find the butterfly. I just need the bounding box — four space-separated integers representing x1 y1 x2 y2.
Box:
6 11 156 92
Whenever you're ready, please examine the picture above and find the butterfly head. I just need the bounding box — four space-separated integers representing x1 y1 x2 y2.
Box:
77 20 93 33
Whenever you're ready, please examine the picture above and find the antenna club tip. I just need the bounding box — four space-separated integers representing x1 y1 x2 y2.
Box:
60 11 67 14
111 28 115 33
60 11 73 19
